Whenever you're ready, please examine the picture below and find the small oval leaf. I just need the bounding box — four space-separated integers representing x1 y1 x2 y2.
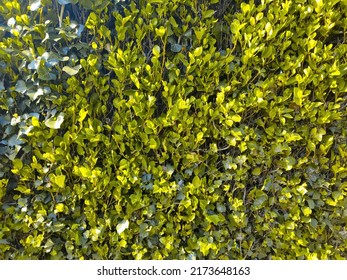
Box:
170 43 182 53
116 220 129 234
152 45 161 57
62 65 82 76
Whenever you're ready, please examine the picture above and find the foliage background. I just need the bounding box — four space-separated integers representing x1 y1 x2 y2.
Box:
0 0 346 259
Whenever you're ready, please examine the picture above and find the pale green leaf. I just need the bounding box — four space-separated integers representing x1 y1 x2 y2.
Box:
79 166 91 178
78 108 88 123
62 65 81 76
152 45 161 57
44 113 64 129
29 0 41 11
55 203 65 213
216 91 224 104
54 175 66 188
155 26 166 37
192 176 201 187
149 138 158 149
116 220 129 234
193 46 203 57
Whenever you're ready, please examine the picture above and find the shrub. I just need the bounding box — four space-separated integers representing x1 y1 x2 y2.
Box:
0 0 346 259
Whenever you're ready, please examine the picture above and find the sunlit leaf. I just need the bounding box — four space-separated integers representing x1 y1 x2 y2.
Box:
152 45 161 57
29 0 41 11
55 203 65 213
116 220 129 234
62 65 82 76
44 113 65 129
193 46 203 57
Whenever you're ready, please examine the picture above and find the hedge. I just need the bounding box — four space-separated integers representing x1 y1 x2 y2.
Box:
0 0 346 259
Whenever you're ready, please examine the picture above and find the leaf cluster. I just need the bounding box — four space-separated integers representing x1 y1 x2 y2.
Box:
1 0 347 260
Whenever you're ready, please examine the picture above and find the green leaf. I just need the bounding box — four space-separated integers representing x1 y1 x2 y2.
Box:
204 9 215 19
170 43 182 53
177 99 188 109
241 3 251 14
206 214 221 225
79 166 92 178
77 145 84 156
194 27 206 41
62 65 81 76
12 158 23 170
252 167 261 176
44 113 65 129
302 207 312 216
273 143 283 153
216 91 224 104
199 241 210 256
51 223 65 232
130 74 140 89
307 39 317 51
285 132 302 142
85 12 99 29
29 0 41 11
192 176 201 188
149 138 158 149
78 108 88 123
293 87 304 107
152 45 161 57
116 219 129 234
231 114 241 122
155 26 166 37
262 45 273 59
54 175 66 188
280 156 296 171
14 185 32 194
55 203 65 213
193 46 203 57
15 80 27 93
265 22 273 37
230 19 246 34
196 131 204 143
27 88 44 101
252 190 268 210
37 61 56 81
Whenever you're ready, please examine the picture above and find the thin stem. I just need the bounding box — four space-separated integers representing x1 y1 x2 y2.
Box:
59 4 65 28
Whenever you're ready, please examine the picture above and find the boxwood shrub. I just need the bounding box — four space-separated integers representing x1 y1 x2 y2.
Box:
0 0 346 259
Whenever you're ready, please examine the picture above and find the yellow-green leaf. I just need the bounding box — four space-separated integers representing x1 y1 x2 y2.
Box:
193 46 203 57
54 175 66 188
149 138 158 149
130 74 140 89
78 108 88 123
153 45 161 57
155 26 166 37
55 203 65 213
216 91 224 104
252 167 261 176
196 131 204 143
192 176 201 187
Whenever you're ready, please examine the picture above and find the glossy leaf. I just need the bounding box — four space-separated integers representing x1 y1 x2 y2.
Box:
44 113 65 129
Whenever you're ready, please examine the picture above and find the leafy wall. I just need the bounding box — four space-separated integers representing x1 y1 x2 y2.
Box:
0 0 347 259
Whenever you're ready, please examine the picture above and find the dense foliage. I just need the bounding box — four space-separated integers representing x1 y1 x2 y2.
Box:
0 0 346 259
